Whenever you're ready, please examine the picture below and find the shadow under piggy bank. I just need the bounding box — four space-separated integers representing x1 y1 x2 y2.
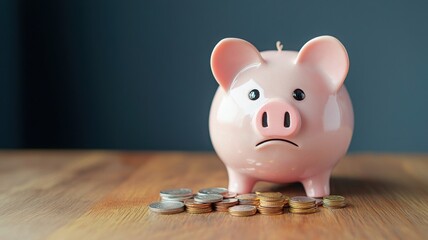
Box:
254 176 419 200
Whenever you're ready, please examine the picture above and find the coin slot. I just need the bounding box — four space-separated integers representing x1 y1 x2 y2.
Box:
262 112 268 128
284 112 290 128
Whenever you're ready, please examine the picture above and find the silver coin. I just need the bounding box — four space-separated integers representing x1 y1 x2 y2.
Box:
290 196 316 203
198 187 228 196
160 188 192 197
219 198 238 204
161 195 194 202
149 201 185 213
194 194 223 203
228 205 256 212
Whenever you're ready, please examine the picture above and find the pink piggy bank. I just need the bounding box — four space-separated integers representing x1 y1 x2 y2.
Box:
209 36 353 197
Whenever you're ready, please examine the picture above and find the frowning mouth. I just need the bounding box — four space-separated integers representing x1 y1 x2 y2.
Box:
256 138 299 147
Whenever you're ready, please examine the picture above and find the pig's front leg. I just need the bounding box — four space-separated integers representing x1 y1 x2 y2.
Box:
226 167 257 194
301 170 332 198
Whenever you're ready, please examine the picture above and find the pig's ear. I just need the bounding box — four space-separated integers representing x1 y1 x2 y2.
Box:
211 38 264 90
295 36 349 92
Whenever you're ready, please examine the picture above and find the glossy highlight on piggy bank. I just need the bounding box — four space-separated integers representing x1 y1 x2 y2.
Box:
209 36 354 197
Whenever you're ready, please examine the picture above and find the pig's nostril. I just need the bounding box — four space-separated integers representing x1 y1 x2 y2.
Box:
262 112 268 128
284 112 290 128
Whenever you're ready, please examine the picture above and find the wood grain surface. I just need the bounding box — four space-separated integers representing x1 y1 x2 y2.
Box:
0 151 427 240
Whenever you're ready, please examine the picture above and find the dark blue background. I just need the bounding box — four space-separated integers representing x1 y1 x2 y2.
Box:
1 0 427 152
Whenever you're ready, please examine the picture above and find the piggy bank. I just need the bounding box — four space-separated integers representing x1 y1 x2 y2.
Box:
209 36 353 197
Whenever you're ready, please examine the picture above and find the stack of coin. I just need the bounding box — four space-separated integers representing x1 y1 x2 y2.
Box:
160 188 193 202
228 205 257 217
323 195 346 208
184 199 212 214
214 198 239 212
256 192 287 215
236 193 259 206
149 201 185 214
289 196 318 214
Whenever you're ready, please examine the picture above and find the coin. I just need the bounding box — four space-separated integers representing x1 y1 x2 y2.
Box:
228 205 257 217
257 206 284 215
289 196 316 209
323 195 346 208
236 193 258 200
323 195 345 201
198 187 228 196
184 199 213 213
289 206 318 214
257 192 283 201
194 194 223 203
222 191 237 198
259 200 285 208
214 198 239 212
160 188 193 197
187 207 213 214
290 196 316 204
216 198 239 205
236 193 259 206
161 194 194 202
184 199 212 208
149 201 185 214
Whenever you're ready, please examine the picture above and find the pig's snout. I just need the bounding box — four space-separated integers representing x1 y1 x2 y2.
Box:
254 100 301 138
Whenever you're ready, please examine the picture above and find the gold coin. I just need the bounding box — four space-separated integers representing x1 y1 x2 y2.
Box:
259 200 285 208
289 196 316 209
215 198 239 206
236 194 258 200
184 199 212 208
289 207 318 214
187 208 212 214
222 191 237 198
228 205 257 216
257 192 283 200
323 195 345 201
323 202 347 208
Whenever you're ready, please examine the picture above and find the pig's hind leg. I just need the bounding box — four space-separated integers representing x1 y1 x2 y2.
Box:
226 167 257 194
301 170 332 198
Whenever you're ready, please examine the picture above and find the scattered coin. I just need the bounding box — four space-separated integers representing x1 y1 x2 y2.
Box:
149 201 185 214
151 188 348 216
228 205 257 217
323 195 347 208
194 194 223 203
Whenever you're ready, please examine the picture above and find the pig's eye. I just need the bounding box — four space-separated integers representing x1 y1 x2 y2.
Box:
293 89 305 101
248 89 260 100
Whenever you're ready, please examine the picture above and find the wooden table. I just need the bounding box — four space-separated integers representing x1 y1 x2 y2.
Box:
0 151 427 240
